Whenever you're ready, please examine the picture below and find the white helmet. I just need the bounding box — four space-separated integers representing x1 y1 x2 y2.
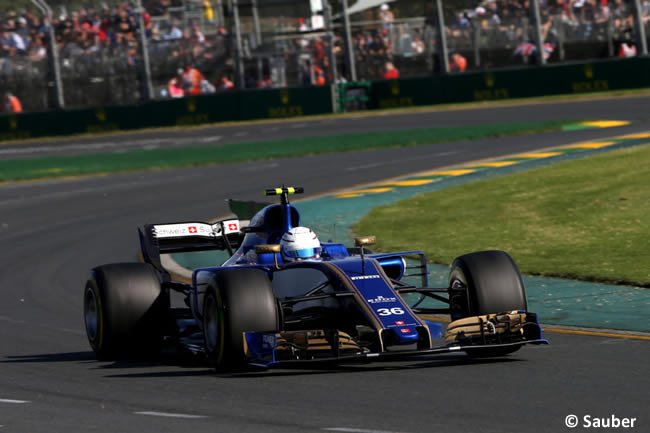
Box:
280 227 322 262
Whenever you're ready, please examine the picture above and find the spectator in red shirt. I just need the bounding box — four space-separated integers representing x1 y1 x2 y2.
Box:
618 41 637 58
450 53 467 73
383 61 399 79
258 75 273 88
182 64 205 95
219 76 235 90
167 68 185 97
3 92 23 113
313 66 326 85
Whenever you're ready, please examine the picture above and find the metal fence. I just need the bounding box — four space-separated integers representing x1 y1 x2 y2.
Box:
1 0 648 114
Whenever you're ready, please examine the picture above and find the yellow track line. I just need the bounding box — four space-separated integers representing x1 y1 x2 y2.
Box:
343 187 393 194
416 169 475 177
580 120 630 128
518 152 564 158
336 130 650 198
543 328 650 341
476 161 519 167
617 132 650 139
379 179 436 187
566 141 616 149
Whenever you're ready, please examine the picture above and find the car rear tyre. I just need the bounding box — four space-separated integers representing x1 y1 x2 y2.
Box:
84 263 169 359
203 268 280 369
448 250 528 357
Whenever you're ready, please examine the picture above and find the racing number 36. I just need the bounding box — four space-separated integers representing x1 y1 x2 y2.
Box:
377 307 405 316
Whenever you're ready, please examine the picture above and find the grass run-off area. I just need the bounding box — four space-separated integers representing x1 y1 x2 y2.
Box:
355 143 650 287
0 120 578 182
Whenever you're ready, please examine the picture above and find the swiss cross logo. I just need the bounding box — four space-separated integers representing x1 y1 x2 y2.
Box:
395 321 405 326
188 226 197 234
228 223 238 231
400 328 411 334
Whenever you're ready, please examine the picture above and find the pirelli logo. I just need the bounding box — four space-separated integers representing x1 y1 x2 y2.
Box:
350 275 381 280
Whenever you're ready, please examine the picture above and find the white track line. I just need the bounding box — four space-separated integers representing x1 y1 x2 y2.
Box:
324 428 408 433
0 399 30 404
134 411 208 419
199 136 222 143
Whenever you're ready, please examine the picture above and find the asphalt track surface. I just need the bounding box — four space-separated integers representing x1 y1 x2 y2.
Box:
1 98 649 432
2 94 650 160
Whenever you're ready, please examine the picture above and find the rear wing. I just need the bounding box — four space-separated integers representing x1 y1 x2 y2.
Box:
139 219 244 279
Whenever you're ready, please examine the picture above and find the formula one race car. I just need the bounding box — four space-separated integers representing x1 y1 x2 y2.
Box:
83 186 547 369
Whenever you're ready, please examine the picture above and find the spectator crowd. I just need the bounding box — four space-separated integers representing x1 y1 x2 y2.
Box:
2 0 650 112
450 0 642 39
297 0 649 83
1 1 235 110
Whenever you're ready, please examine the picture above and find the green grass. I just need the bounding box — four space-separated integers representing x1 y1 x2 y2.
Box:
4 86 650 147
355 143 650 287
0 120 577 182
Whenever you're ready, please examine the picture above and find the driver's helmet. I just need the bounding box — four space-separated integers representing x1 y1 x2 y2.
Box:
280 227 322 262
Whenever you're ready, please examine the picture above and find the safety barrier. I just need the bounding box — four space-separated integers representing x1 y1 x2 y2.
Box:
2 57 650 142
369 57 650 109
0 85 333 142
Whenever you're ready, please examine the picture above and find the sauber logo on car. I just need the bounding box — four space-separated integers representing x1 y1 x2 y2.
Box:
351 275 381 280
395 321 405 325
367 295 397 303
152 220 241 238
400 329 411 333
153 223 215 238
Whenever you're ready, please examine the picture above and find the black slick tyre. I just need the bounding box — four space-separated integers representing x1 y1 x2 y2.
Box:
448 250 528 357
84 263 169 359
203 268 279 369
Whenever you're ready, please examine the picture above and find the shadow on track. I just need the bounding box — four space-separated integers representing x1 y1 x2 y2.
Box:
103 355 523 379
221 356 522 378
1 351 97 363
1 350 207 370
2 351 524 379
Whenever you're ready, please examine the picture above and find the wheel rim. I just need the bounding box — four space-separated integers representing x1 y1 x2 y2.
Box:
449 266 468 288
84 286 99 342
204 294 219 353
449 266 470 319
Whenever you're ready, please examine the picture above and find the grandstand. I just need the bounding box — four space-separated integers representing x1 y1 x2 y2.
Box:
1 0 648 112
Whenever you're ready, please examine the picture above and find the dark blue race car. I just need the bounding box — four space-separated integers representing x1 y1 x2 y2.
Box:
83 186 547 369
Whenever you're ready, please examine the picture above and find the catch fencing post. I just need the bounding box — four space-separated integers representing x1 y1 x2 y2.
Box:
324 1 338 84
31 0 65 108
633 0 648 56
339 0 357 81
136 0 154 101
215 0 224 28
231 0 245 89
252 0 264 85
530 0 546 66
324 1 339 113
433 0 449 73
473 19 481 68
